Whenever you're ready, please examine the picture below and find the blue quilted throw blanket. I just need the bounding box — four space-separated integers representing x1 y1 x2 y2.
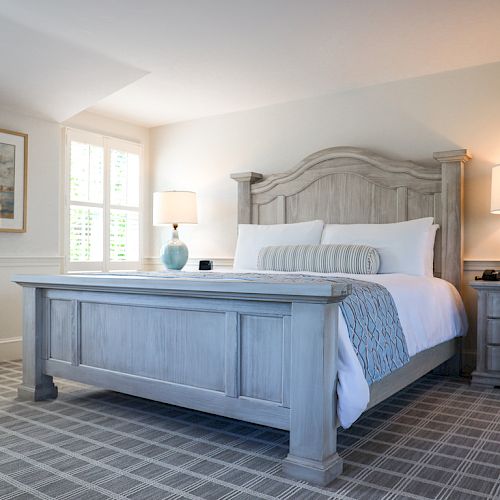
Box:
105 271 409 385
257 274 409 384
331 277 409 384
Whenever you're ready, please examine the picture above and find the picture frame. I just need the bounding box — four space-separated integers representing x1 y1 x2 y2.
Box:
0 128 28 232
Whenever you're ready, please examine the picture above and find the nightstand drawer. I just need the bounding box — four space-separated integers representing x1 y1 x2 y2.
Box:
487 320 500 344
486 345 500 371
487 293 500 317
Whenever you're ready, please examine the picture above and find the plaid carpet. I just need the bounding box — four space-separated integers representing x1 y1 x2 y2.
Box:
0 361 499 499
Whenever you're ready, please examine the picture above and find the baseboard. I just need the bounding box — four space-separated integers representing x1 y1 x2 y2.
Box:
0 337 22 361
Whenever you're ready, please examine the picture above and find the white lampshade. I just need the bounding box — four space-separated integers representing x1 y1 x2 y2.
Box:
153 191 198 225
491 166 500 214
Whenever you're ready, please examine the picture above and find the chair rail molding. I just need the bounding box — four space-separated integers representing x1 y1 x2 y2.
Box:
463 260 500 272
0 256 63 269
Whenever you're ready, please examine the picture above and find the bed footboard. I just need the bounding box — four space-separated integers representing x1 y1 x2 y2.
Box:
14 275 349 486
283 302 343 484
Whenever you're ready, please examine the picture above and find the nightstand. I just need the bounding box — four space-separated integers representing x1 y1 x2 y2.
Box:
470 281 500 387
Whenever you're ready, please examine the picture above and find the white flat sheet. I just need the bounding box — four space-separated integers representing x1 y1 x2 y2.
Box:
227 270 468 428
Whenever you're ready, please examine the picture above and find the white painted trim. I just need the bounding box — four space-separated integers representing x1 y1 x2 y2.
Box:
63 127 144 273
0 256 63 269
463 260 500 272
143 257 234 271
0 337 22 362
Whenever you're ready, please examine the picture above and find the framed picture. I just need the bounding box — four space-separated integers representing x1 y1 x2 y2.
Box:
0 128 27 232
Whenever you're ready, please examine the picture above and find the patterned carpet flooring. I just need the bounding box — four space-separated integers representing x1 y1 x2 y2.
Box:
0 361 499 499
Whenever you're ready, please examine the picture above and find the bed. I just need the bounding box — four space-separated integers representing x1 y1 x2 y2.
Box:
14 146 470 486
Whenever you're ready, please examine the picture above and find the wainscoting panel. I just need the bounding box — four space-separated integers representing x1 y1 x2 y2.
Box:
0 256 62 361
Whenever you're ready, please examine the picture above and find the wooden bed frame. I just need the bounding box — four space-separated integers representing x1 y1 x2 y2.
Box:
14 147 470 486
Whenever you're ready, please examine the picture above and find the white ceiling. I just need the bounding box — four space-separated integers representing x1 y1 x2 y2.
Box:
1 0 500 127
0 15 147 123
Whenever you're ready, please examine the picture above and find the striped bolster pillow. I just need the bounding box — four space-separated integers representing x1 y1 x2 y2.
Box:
257 244 380 274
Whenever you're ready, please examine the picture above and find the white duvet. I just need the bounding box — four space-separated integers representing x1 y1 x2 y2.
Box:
331 273 467 428
229 270 468 428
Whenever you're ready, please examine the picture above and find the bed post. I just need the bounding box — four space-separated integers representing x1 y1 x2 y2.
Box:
230 172 263 224
17 287 58 401
433 149 471 292
283 300 343 486
433 149 471 376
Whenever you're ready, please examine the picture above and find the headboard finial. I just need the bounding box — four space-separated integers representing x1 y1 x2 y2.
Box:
230 172 263 183
433 149 472 163
433 149 471 291
231 172 263 224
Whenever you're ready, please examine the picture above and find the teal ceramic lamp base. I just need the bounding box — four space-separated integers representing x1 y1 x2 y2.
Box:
160 225 189 270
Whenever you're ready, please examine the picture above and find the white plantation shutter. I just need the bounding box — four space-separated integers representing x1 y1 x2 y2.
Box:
65 129 142 272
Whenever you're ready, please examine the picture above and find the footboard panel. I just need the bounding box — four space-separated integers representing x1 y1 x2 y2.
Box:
42 289 292 429
80 302 226 391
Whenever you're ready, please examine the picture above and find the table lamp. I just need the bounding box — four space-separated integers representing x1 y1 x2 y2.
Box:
153 191 198 270
491 165 500 214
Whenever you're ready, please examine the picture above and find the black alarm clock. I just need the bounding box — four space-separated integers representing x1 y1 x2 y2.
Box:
199 260 213 271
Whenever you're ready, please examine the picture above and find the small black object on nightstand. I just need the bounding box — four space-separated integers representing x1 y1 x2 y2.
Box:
476 269 500 281
199 260 213 271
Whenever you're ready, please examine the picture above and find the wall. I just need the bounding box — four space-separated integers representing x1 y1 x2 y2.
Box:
0 109 61 360
150 61 500 372
0 109 149 361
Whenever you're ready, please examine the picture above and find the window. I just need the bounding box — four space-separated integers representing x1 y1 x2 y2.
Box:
64 129 142 272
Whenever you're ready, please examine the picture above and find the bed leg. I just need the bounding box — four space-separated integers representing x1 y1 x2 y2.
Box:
17 287 58 402
283 301 343 486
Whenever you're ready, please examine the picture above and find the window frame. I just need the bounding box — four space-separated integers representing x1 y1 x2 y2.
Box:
63 127 143 273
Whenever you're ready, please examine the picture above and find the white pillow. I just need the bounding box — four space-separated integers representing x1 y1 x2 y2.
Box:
320 217 434 275
424 224 439 277
233 220 324 270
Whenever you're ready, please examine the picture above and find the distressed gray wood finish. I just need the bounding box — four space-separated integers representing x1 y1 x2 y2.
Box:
470 281 500 387
368 338 459 408
230 172 263 224
433 150 471 289
48 299 73 363
232 146 471 290
80 303 226 391
240 314 285 403
283 302 342 485
13 273 349 485
17 287 58 401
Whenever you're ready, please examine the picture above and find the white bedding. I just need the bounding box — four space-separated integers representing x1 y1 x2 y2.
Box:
332 272 467 428
227 270 468 428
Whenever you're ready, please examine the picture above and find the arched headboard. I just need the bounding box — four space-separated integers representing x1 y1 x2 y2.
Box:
231 147 471 290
